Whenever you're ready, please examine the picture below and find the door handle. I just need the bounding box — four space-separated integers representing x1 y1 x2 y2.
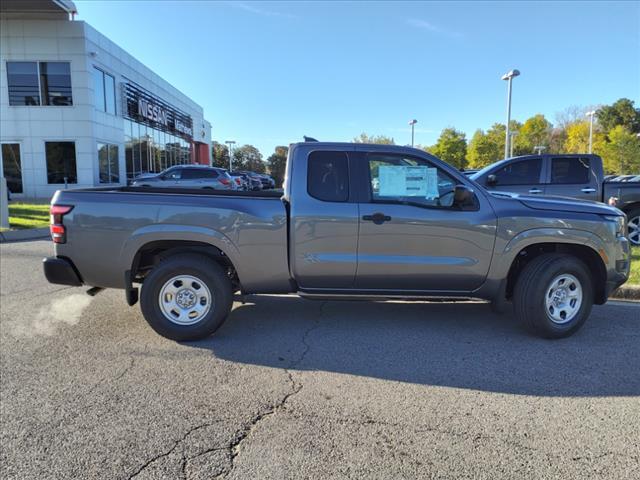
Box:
529 188 543 194
581 187 596 193
362 212 391 225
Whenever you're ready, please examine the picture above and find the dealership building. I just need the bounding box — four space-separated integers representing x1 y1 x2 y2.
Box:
0 0 212 199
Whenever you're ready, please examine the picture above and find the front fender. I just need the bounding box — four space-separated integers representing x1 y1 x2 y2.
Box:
475 227 605 300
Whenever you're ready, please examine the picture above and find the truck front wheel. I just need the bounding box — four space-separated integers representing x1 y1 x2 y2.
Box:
513 253 593 339
140 254 233 341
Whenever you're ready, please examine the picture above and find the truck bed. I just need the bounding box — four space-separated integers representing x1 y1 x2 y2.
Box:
51 187 292 293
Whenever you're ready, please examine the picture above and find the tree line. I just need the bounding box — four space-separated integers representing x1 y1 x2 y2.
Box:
355 98 640 174
212 98 640 185
212 142 288 187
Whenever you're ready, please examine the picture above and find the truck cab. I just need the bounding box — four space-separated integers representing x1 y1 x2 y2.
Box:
471 154 603 201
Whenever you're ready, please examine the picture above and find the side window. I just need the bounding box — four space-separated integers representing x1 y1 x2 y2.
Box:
494 158 542 185
368 154 457 208
181 169 204 179
163 168 181 180
307 151 349 202
551 157 590 184
198 169 219 179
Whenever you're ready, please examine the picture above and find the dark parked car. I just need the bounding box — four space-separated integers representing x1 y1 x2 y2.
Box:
131 166 235 190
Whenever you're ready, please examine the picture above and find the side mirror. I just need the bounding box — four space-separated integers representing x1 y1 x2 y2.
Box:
486 174 497 187
453 185 477 210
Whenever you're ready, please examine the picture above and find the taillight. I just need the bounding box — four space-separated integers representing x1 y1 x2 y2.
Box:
235 178 242 185
50 205 73 244
220 178 230 186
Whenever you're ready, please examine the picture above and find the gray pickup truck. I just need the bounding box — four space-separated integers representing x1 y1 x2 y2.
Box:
470 154 640 245
44 142 630 341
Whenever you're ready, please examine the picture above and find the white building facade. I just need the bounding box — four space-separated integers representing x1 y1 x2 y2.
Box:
0 0 212 199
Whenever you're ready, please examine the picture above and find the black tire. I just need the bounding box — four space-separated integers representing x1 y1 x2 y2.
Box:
625 208 640 247
513 253 593 339
140 253 233 341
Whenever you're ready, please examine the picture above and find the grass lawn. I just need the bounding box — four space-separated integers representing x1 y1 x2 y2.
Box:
8 203 50 229
628 247 639 286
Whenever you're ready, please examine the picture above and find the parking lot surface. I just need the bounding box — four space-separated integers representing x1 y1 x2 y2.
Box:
1 240 639 479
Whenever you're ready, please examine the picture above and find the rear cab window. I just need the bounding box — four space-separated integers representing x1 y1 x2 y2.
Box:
307 151 349 202
550 157 590 184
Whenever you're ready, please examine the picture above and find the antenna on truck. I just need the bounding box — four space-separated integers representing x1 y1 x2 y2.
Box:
303 136 318 142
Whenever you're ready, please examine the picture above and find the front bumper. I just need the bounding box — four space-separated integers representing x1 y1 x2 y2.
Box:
43 256 83 286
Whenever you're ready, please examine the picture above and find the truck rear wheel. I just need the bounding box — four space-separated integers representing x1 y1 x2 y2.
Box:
140 254 233 341
513 253 593 339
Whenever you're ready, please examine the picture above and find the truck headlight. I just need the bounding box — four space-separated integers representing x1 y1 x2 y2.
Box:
604 215 626 238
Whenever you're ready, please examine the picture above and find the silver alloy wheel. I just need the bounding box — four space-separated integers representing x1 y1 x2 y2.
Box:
158 275 212 326
628 215 640 246
545 273 583 325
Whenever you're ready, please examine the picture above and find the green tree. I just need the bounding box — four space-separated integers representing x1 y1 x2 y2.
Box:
266 146 288 187
427 127 467 169
467 127 503 169
233 145 265 173
516 114 552 154
353 133 395 144
212 141 229 169
597 98 640 134
600 126 640 175
564 121 605 154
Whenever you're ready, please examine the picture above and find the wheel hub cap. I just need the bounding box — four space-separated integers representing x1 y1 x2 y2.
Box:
158 275 212 326
545 274 583 325
628 216 639 246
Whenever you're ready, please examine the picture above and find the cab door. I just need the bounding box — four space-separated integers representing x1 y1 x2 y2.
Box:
544 156 601 201
355 151 496 292
288 148 360 289
482 156 545 196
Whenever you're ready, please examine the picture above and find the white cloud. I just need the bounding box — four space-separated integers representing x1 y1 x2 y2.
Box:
406 18 462 38
232 1 297 19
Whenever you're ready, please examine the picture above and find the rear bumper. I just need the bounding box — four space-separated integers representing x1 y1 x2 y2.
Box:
43 256 83 286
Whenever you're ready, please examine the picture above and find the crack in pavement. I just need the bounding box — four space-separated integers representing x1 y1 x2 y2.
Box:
213 301 328 479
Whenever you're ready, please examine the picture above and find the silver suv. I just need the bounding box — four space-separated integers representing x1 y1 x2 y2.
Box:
131 166 235 190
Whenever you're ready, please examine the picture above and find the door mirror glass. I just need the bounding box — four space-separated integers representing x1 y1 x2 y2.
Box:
486 174 497 186
453 185 478 210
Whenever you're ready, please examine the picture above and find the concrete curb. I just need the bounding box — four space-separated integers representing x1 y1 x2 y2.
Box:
611 285 640 301
0 227 50 243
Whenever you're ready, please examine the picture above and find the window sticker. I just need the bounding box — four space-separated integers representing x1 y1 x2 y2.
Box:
377 165 440 198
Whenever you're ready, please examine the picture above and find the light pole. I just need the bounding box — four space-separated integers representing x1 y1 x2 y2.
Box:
408 119 417 147
501 69 520 159
533 145 546 155
586 110 596 154
225 140 236 171
509 131 518 157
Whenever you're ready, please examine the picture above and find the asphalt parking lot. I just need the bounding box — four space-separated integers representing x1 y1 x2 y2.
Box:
1 240 639 479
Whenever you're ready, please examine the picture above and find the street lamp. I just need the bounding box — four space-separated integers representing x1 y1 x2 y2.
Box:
408 119 418 147
509 131 518 157
533 145 546 155
501 69 520 159
225 140 236 171
586 110 596 154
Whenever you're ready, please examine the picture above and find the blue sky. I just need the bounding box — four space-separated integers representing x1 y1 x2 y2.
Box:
75 1 640 155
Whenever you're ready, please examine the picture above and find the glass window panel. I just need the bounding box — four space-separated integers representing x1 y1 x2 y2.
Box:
1 143 23 193
125 137 134 182
40 62 72 106
307 151 349 202
6 62 40 105
551 157 590 184
104 72 115 114
494 158 542 186
98 142 109 183
46 141 77 184
93 67 105 111
109 144 119 183
366 154 457 208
